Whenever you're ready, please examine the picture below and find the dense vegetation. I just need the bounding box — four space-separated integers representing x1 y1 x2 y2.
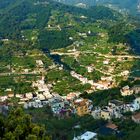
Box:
0 0 121 39
38 30 72 50
0 0 51 38
26 107 107 140
127 126 140 140
0 108 51 140
127 29 140 54
107 21 140 54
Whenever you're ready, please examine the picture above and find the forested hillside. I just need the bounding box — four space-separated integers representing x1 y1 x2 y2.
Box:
0 0 139 54
0 0 122 50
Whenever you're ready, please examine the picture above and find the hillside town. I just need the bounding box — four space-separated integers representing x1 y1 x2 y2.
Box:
1 73 140 121
1 75 140 140
0 0 140 139
0 57 140 124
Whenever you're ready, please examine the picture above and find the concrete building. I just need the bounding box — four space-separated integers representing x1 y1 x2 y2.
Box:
101 109 111 120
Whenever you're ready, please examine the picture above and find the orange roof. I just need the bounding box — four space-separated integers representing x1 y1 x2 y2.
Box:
106 122 118 130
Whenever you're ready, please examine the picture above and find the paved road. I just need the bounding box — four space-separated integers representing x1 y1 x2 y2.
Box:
51 51 140 59
0 72 40 76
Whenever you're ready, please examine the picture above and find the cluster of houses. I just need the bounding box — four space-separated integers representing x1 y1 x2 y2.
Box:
1 58 140 127
0 83 93 117
1 70 140 122
92 97 140 121
121 85 140 96
0 75 52 104
71 71 94 85
24 91 93 117
17 85 140 123
71 71 113 91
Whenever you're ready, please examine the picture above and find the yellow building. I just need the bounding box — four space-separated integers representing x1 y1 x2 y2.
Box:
74 99 91 116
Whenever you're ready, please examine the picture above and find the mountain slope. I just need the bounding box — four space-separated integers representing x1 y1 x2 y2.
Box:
0 0 121 39
0 0 139 53
54 0 140 15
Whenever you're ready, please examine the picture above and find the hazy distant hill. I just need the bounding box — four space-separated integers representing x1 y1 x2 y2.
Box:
55 0 140 15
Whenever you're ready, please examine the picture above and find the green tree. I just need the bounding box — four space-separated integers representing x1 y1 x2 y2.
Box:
3 132 16 140
127 126 140 140
0 108 51 140
26 134 37 140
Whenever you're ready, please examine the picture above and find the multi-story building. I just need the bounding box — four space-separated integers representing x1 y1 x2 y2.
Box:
73 99 92 116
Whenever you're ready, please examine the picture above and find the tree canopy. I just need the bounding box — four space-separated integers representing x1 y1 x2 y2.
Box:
0 108 51 140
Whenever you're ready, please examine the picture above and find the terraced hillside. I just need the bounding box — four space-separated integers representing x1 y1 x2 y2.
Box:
0 0 140 96
0 1 140 139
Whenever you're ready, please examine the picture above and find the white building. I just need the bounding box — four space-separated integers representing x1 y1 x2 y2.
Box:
24 99 43 109
103 60 109 65
120 85 133 96
0 96 8 102
86 66 93 73
121 70 129 76
73 131 97 140
36 60 44 67
131 97 140 111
